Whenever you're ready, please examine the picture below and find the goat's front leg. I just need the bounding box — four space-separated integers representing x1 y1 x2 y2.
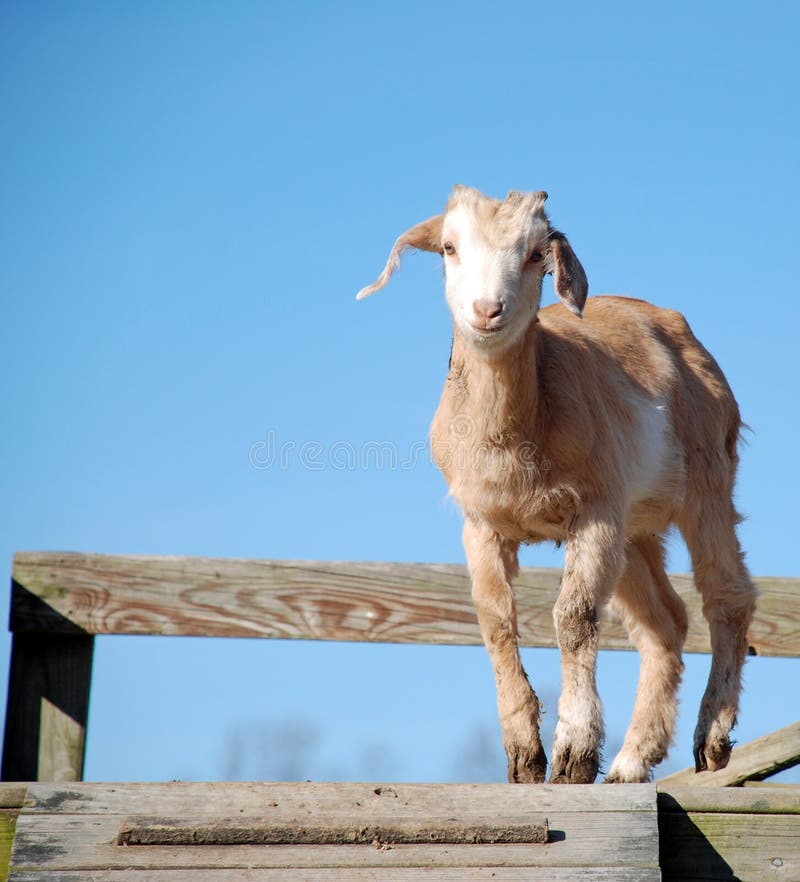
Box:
464 517 547 783
550 515 625 784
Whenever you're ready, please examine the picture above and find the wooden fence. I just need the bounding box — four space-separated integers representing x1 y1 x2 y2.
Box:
1 551 799 880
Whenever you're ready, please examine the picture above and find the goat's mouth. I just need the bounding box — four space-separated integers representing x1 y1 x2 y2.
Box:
467 320 507 335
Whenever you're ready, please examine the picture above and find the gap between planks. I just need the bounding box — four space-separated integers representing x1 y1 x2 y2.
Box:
6 869 664 882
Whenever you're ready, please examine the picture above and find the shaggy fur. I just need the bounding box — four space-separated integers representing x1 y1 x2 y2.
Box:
357 186 756 784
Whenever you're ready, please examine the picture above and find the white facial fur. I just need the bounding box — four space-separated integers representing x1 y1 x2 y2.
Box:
442 198 551 354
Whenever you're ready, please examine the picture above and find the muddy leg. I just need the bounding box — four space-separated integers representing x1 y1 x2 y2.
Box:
463 517 547 783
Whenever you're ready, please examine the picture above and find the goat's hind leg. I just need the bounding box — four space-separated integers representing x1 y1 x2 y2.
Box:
680 502 757 772
463 517 547 783
606 536 688 783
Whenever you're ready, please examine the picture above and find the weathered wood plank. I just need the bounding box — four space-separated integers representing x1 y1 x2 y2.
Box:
11 552 799 656
657 720 800 786
658 784 800 813
8 554 524 644
6 869 663 881
0 634 94 782
743 780 800 789
10 784 660 872
659 811 799 882
659 786 800 880
10 814 659 870
20 781 659 816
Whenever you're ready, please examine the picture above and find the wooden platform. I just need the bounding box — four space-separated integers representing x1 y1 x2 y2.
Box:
2 781 660 880
1 781 798 881
3 552 799 880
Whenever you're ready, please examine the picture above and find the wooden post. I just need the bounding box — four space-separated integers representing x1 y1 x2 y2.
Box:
1 633 94 782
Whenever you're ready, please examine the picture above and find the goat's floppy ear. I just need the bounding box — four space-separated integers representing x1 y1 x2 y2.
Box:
546 231 588 317
356 215 443 300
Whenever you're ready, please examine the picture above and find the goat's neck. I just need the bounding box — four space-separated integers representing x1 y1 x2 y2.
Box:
448 321 540 441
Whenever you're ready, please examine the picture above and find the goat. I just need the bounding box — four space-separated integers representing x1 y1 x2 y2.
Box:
356 186 757 784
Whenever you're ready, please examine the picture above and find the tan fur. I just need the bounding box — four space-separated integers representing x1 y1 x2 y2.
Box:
357 187 757 783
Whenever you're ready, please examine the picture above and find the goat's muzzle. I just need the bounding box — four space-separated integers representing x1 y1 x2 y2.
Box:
471 298 505 332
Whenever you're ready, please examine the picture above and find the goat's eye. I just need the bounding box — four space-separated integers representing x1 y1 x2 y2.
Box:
527 249 544 264
443 241 456 256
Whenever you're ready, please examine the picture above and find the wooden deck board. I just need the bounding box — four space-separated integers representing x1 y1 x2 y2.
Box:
657 783 800 813
658 785 800 882
4 781 800 880
19 781 658 815
9 830 660 871
8 782 660 876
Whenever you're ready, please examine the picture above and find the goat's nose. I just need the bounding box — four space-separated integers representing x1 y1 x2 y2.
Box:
473 298 504 321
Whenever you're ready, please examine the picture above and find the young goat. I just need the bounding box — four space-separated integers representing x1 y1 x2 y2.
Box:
357 186 757 784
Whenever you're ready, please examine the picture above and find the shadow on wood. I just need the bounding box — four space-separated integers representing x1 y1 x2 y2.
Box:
658 792 739 882
657 787 800 881
1 583 94 782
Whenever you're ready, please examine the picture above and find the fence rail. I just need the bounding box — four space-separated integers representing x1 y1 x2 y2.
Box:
9 551 800 654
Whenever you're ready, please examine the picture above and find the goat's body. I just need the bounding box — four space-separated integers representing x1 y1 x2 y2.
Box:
432 295 740 548
432 294 753 782
359 187 756 784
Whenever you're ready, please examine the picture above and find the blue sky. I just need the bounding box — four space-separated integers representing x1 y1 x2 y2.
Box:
1 1 798 783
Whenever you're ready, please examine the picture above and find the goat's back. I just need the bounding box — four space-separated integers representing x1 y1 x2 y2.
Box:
537 295 742 491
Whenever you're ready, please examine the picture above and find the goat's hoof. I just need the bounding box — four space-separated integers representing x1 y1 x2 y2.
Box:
604 752 655 783
506 745 547 784
694 735 732 773
548 748 599 784
604 769 650 784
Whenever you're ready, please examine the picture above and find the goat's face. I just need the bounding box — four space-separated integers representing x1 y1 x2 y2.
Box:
442 187 551 354
356 186 588 353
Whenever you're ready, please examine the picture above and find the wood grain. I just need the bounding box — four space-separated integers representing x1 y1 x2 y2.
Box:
10 552 800 656
657 720 800 786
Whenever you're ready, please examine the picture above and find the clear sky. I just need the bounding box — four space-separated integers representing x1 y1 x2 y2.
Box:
1 1 798 783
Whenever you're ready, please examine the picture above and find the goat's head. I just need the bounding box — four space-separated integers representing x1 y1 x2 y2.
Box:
357 186 588 354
